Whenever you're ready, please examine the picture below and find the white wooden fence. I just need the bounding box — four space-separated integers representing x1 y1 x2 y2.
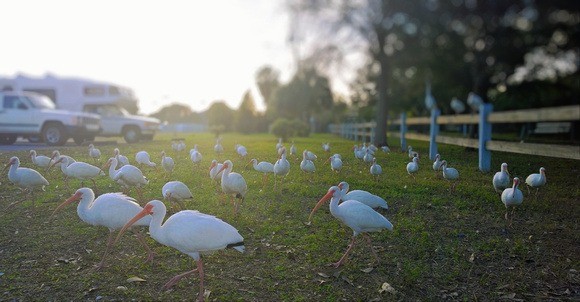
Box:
329 104 579 172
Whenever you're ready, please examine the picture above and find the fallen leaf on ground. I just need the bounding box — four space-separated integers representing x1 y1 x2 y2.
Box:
126 276 146 283
379 282 397 294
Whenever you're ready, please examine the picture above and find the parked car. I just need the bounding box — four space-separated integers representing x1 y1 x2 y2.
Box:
0 91 101 146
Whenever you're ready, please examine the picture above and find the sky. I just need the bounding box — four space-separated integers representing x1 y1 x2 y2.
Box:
0 0 294 114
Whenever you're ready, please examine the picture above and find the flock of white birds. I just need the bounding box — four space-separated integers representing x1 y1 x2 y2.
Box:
2 137 547 301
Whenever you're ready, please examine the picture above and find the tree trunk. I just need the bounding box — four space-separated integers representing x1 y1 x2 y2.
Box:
375 53 389 147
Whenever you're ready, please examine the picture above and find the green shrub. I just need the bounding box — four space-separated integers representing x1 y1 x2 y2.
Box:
269 118 310 142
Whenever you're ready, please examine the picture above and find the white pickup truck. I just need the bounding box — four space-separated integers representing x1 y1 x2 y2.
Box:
0 91 101 146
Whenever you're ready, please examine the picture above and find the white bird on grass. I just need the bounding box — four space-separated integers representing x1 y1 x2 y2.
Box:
300 150 316 178
493 163 510 193
161 151 175 176
115 200 244 302
408 146 419 159
322 142 330 152
113 148 130 168
214 137 224 154
525 167 546 196
88 144 101 162
235 144 248 158
501 177 524 227
217 160 248 214
162 181 193 211
51 188 153 270
102 157 148 200
432 154 443 176
190 145 203 166
309 186 393 267
406 156 419 180
50 157 104 190
370 157 382 180
29 150 53 168
248 158 274 187
273 148 291 188
327 154 342 173
3 156 49 207
441 160 460 191
337 181 388 211
135 151 156 168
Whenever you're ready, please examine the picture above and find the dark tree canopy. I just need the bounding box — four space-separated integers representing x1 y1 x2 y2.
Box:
207 101 235 132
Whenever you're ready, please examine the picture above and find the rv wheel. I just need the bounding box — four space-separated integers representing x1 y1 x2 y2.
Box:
42 123 68 146
123 126 141 144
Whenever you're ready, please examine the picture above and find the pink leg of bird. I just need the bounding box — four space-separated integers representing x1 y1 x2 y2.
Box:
134 231 155 262
95 231 115 270
363 233 380 265
162 259 206 301
333 235 359 268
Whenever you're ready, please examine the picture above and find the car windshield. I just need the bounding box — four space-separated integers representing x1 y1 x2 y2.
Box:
28 94 56 109
91 104 128 117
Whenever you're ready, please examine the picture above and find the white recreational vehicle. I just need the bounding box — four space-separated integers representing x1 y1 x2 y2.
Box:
0 74 161 143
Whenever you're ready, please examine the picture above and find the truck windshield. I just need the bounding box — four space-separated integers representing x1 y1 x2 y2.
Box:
28 94 56 109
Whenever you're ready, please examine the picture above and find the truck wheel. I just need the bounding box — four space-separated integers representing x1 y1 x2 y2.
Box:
0 134 17 145
123 127 141 144
42 124 68 146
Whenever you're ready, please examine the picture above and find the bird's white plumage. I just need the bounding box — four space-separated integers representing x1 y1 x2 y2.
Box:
525 167 546 189
501 177 523 208
135 151 156 167
162 181 193 201
220 160 248 199
408 146 419 159
161 151 175 174
370 158 382 177
329 154 342 172
338 181 388 210
441 160 459 180
432 154 443 172
50 150 76 169
105 157 148 189
363 149 373 163
467 92 483 112
209 160 223 181
250 159 274 174
450 97 466 114
29 150 53 168
190 146 203 164
4 156 49 191
114 148 130 168
289 142 297 156
55 157 104 181
406 157 419 175
493 163 510 193
274 149 291 176
322 142 330 152
88 144 101 161
214 138 224 154
300 150 316 174
235 144 248 158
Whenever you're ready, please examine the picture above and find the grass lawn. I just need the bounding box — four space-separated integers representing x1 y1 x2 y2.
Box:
0 132 578 301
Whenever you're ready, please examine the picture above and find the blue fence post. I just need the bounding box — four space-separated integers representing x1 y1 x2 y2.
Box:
429 108 440 160
400 112 407 152
479 103 493 172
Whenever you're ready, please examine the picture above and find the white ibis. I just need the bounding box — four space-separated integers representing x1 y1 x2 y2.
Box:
102 157 148 200
309 186 393 267
3 156 49 206
190 147 203 166
300 150 316 177
289 141 297 157
327 154 342 173
353 145 364 160
406 156 419 180
115 200 244 302
407 146 419 159
161 151 175 176
29 150 53 168
368 144 378 154
249 158 274 187
369 157 382 180
441 160 460 191
209 160 223 182
305 150 317 161
501 177 524 227
88 144 101 162
493 163 510 193
363 149 373 164
525 167 546 195
381 146 390 153
49 150 76 168
235 144 248 158
176 140 186 152
275 138 283 152
135 151 156 168
50 157 104 189
217 160 248 214
450 97 466 114
322 142 331 152
337 181 388 210
274 148 291 188
52 188 153 269
113 148 130 168
432 154 443 176
162 181 193 211
214 137 224 154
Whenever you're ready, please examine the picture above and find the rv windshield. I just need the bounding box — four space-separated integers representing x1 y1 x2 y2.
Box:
28 94 56 109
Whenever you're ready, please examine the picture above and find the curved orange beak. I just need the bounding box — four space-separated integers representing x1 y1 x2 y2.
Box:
308 190 334 222
51 191 82 218
216 163 228 175
114 203 154 245
209 161 217 173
